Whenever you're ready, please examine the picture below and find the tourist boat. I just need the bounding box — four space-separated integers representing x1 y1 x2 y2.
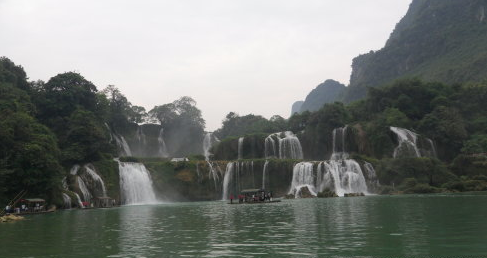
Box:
228 189 281 204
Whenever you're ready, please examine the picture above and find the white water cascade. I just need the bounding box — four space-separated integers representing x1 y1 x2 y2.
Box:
62 193 72 209
238 137 244 159
390 127 421 158
113 134 132 157
158 128 169 158
221 161 256 200
288 126 371 197
262 160 269 189
82 164 107 197
288 162 317 198
77 176 91 202
73 193 84 208
118 161 158 205
203 132 220 161
265 131 303 159
222 162 234 200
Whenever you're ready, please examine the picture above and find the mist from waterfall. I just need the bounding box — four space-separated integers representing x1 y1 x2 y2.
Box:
265 131 303 159
118 161 158 205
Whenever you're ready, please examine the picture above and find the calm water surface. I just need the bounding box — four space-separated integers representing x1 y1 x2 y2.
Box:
1 193 487 258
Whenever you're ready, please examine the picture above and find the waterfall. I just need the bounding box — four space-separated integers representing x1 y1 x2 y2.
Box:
265 136 277 158
203 132 214 161
364 162 380 188
222 162 234 200
288 126 372 198
77 176 91 202
82 164 107 197
265 131 303 159
136 126 147 156
238 137 244 159
427 139 438 158
70 165 80 175
262 160 269 189
207 161 220 189
73 193 84 208
288 162 317 198
158 128 169 158
113 134 132 157
62 193 72 209
331 126 349 160
390 126 421 158
118 161 158 205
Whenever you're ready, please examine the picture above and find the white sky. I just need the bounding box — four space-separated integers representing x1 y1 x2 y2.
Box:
0 0 411 130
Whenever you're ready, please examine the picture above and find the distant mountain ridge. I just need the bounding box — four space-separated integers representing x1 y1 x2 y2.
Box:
295 80 345 114
343 0 487 102
292 0 487 111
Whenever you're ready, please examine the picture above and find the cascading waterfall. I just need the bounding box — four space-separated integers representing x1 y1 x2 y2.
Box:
288 162 317 198
207 161 221 189
62 193 72 209
238 137 244 159
364 162 380 188
427 139 438 158
82 164 107 197
77 176 91 202
158 128 169 158
113 134 132 156
262 160 269 189
390 126 421 158
331 126 349 160
288 126 372 197
73 193 84 208
118 161 158 205
222 162 234 200
136 126 147 156
221 161 256 200
265 131 303 159
203 132 217 161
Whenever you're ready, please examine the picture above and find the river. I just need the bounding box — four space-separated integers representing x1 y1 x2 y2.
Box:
1 193 486 257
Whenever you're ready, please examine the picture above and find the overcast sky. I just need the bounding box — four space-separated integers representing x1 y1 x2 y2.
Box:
0 0 411 130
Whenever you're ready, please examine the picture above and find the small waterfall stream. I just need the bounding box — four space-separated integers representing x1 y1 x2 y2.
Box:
238 137 244 159
158 128 169 158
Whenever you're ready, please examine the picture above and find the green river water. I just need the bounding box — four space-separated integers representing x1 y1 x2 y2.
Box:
1 193 487 258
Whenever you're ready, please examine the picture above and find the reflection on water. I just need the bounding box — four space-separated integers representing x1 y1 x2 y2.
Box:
1 194 487 258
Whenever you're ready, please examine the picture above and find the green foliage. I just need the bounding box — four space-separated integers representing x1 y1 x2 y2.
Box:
215 112 287 139
377 157 456 187
299 79 346 113
461 135 487 154
343 0 487 102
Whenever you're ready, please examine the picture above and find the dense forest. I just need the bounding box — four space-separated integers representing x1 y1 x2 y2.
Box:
0 57 206 205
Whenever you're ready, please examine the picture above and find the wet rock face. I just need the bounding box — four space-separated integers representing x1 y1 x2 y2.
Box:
298 186 315 198
317 189 338 198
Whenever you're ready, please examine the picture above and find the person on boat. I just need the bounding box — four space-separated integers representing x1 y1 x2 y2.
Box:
5 205 10 214
269 191 273 202
230 194 234 204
